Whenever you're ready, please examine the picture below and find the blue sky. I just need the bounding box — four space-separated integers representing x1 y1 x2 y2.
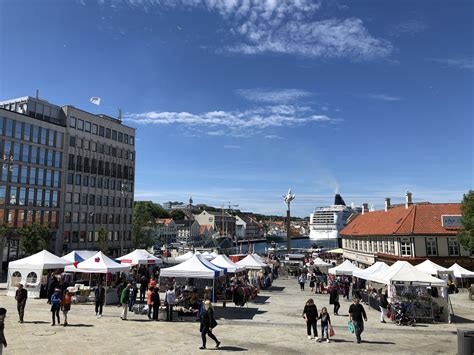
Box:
0 0 472 216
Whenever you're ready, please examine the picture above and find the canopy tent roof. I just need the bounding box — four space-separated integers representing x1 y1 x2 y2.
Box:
211 255 245 273
236 254 268 270
117 249 162 266
368 260 446 286
9 250 71 270
210 252 219 258
62 250 97 263
353 262 389 280
64 251 129 274
327 248 344 254
174 251 194 262
328 259 362 276
449 263 474 278
312 257 332 267
160 254 224 279
251 254 266 264
415 259 452 275
201 251 215 260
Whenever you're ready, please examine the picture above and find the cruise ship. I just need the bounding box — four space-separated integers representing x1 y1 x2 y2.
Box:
309 194 361 247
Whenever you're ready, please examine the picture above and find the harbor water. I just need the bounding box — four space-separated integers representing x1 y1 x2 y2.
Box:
239 238 339 254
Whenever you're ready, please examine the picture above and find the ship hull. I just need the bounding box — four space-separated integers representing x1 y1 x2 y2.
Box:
309 229 339 240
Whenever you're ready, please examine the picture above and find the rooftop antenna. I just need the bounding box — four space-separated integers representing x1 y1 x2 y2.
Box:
118 108 122 122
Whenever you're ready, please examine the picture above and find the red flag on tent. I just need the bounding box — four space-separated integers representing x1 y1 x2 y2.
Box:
73 261 79 268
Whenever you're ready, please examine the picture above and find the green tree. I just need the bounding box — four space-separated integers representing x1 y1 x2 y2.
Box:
458 190 474 252
0 224 11 247
18 223 52 255
170 209 186 220
133 201 156 248
98 228 109 253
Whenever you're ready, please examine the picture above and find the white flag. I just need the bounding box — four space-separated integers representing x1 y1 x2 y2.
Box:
90 97 101 106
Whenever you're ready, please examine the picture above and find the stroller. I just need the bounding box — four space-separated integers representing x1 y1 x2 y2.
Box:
393 302 416 326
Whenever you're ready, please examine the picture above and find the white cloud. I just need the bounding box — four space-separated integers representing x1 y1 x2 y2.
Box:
237 88 312 103
367 93 403 102
430 58 474 70
98 0 393 60
124 105 340 137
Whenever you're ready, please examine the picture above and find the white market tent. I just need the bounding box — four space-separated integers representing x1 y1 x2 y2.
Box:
368 260 446 286
236 254 268 270
117 249 163 266
160 254 224 279
62 250 97 263
64 251 130 274
353 261 389 280
211 255 245 273
328 259 362 276
210 252 219 258
201 251 215 260
313 257 332 267
7 250 71 298
174 251 194 263
252 254 266 264
415 259 452 276
448 263 474 278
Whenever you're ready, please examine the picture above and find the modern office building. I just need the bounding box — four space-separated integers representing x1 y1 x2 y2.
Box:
0 95 136 267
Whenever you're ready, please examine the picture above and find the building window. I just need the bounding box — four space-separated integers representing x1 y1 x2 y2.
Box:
77 119 84 130
448 238 459 256
400 238 412 257
426 238 437 256
92 124 98 135
69 136 76 147
85 121 91 132
67 173 74 185
70 117 76 128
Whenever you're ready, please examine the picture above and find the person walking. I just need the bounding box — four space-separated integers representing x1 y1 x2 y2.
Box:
95 283 106 317
147 286 154 320
164 286 176 321
379 287 389 323
61 291 72 326
302 298 319 341
50 289 61 326
128 283 138 312
120 284 131 320
319 307 332 343
0 308 7 355
139 276 148 304
349 297 367 344
199 300 221 350
309 274 316 292
298 273 306 291
151 287 161 321
15 284 27 323
329 286 340 315
46 274 59 304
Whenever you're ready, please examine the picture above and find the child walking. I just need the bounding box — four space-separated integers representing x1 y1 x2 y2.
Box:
61 291 72 326
319 307 332 343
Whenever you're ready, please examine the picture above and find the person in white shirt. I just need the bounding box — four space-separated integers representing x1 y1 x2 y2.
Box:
165 287 176 321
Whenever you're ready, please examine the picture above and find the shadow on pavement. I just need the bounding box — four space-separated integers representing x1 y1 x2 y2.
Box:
22 321 49 324
267 286 285 292
329 339 355 343
215 307 266 320
251 296 270 304
452 315 474 324
362 340 396 345
65 324 94 327
214 346 248 352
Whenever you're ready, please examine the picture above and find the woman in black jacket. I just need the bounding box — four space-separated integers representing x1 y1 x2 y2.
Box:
199 301 221 350
303 298 319 341
151 288 160 321
329 286 340 315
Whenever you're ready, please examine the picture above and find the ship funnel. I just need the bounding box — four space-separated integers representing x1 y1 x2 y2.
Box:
334 194 346 206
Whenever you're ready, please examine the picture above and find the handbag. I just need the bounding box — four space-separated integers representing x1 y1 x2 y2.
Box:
329 325 335 337
210 318 218 329
347 321 354 333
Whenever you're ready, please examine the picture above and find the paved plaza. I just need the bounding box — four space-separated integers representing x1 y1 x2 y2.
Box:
0 278 473 355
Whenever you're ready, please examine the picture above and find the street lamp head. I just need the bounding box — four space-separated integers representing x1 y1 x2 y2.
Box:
283 188 295 205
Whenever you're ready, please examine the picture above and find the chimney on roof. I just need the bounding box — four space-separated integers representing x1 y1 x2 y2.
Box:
362 203 369 214
384 198 391 212
405 191 412 209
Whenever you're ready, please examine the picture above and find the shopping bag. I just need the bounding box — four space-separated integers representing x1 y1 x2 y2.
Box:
348 321 354 333
329 325 335 337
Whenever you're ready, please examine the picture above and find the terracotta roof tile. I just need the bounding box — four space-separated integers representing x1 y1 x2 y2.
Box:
341 203 461 237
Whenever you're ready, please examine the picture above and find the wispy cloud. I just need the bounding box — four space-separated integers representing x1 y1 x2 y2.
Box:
98 0 393 60
264 134 284 140
124 105 340 137
237 88 312 104
388 20 428 37
223 145 241 149
430 57 474 70
367 93 403 102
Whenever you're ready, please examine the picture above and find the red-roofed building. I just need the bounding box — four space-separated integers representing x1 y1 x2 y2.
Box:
340 193 472 269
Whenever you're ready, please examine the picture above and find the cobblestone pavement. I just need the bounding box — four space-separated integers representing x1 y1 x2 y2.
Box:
0 277 472 355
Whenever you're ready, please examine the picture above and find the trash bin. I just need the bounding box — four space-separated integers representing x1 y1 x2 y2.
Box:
457 328 474 355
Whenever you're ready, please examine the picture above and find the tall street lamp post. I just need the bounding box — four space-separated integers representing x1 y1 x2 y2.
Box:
283 189 295 254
